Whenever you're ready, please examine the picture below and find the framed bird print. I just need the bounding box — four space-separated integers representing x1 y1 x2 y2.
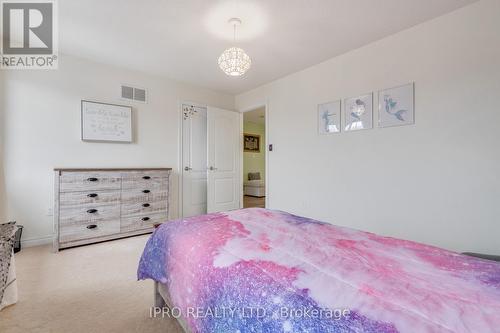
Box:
344 93 373 131
378 83 414 128
318 100 341 134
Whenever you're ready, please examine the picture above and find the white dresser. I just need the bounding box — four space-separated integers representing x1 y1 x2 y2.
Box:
53 168 171 251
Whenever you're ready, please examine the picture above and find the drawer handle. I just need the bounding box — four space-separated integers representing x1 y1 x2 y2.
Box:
87 193 98 198
142 176 151 180
86 224 98 230
87 209 98 214
142 217 150 221
87 177 99 182
142 203 150 207
142 190 150 194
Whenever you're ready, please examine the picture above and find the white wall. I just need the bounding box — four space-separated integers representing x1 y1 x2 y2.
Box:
1 54 233 245
236 0 500 254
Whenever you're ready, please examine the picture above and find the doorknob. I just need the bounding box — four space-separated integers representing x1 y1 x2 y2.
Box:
209 166 218 171
184 166 192 171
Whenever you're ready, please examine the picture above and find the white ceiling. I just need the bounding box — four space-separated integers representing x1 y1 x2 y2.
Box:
244 107 266 124
60 0 476 95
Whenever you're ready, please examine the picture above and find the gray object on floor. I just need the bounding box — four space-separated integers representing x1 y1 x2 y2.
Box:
0 222 17 305
13 225 23 254
462 252 500 262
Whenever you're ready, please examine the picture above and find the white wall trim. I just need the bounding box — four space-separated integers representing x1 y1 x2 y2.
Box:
22 235 53 248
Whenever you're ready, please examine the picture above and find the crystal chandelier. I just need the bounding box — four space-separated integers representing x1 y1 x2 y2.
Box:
218 18 251 76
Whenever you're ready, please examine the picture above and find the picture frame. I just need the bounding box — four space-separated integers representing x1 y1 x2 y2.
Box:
318 100 341 134
378 83 415 128
343 93 373 131
81 100 132 143
244 133 260 152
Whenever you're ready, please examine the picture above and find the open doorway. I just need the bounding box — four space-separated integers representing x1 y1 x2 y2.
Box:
242 107 266 208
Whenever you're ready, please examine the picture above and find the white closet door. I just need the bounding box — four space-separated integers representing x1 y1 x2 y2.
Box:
207 107 241 213
182 105 208 218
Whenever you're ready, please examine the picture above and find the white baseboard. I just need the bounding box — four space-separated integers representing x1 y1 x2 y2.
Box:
21 235 53 248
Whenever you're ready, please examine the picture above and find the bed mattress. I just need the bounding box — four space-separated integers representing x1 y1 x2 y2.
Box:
138 208 500 333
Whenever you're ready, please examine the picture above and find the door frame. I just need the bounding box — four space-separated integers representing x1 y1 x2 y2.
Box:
178 101 244 218
239 102 269 209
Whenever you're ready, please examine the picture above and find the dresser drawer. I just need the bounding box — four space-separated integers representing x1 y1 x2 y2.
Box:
59 172 121 192
121 170 170 181
59 218 120 244
121 200 167 217
122 177 168 191
121 189 167 203
121 212 167 232
60 190 120 207
59 204 120 225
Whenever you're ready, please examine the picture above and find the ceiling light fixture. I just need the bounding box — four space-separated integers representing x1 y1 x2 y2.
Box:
218 18 251 76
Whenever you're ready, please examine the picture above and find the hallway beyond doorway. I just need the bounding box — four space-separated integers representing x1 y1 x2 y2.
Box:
243 195 265 208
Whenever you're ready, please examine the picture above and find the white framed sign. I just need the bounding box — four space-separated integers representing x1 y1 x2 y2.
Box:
81 100 132 142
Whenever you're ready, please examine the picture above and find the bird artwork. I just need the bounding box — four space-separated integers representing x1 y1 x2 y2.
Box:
321 110 337 133
383 95 407 121
319 101 341 133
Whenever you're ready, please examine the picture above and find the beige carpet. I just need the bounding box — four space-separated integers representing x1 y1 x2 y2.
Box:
0 235 183 333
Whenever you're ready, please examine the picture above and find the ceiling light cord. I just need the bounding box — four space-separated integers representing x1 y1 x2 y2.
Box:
218 17 251 76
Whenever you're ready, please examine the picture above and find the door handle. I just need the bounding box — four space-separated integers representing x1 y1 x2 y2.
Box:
209 166 218 171
184 166 192 171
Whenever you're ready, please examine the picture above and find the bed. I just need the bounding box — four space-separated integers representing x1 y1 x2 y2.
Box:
138 208 500 333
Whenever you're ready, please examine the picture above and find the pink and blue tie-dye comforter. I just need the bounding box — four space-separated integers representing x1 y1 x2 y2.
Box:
137 208 500 333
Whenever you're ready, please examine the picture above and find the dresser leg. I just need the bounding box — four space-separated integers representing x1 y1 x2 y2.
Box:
154 282 166 307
